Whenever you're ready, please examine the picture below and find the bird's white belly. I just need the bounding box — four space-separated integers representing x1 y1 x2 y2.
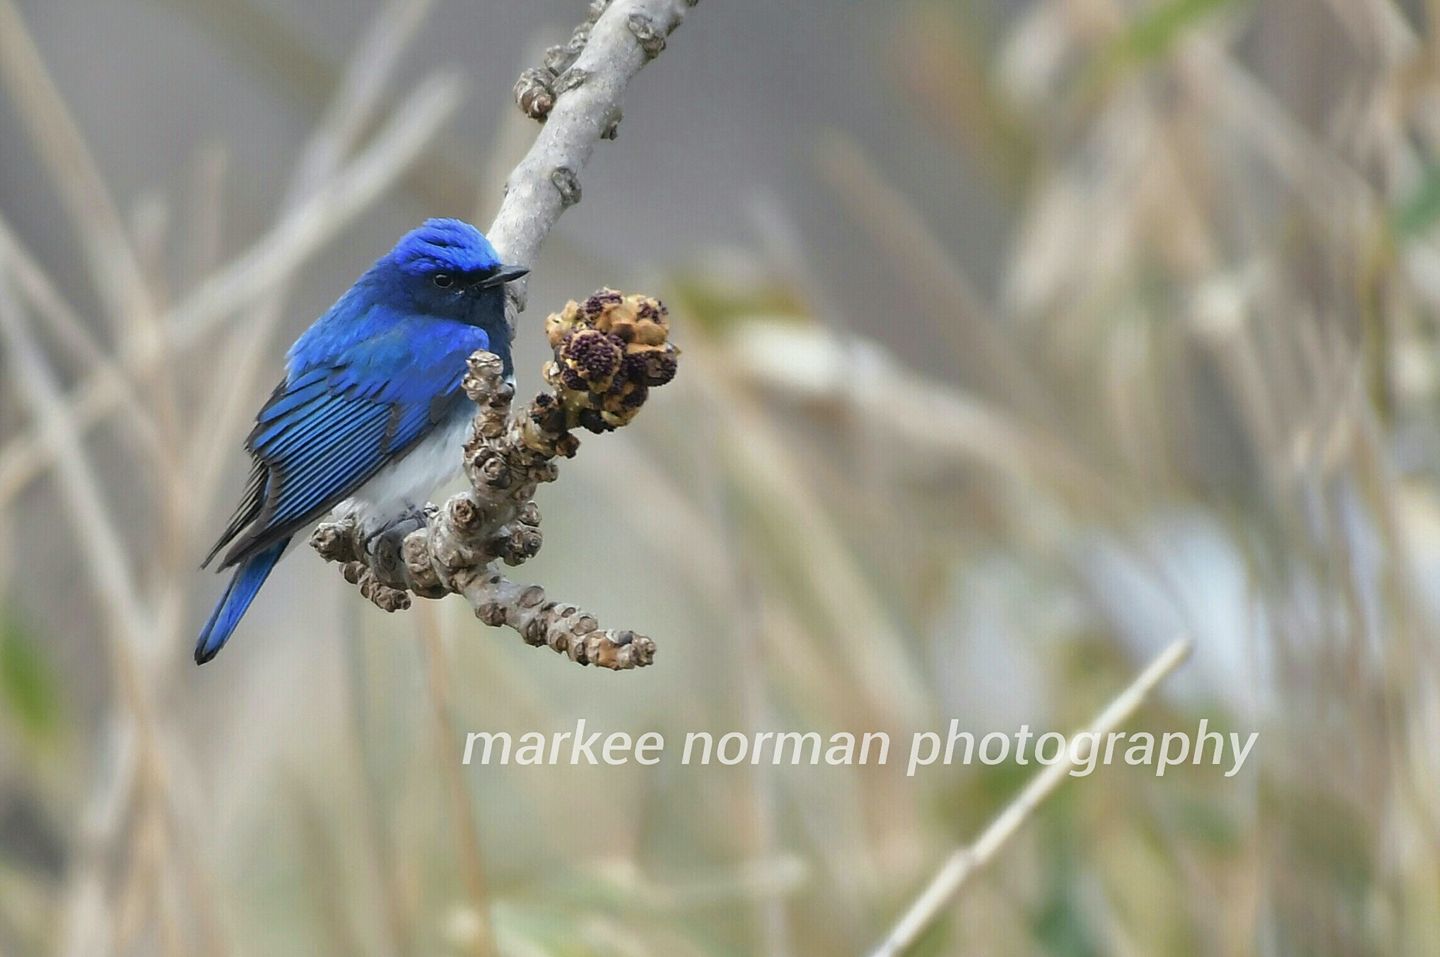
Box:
335 410 472 531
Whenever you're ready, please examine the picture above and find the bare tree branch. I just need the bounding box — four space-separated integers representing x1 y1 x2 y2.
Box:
488 0 696 326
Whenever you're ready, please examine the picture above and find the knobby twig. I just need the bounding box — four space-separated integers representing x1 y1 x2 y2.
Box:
490 0 696 325
867 637 1195 957
312 291 678 670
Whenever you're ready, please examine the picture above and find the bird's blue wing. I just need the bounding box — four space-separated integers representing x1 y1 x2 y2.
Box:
204 309 490 570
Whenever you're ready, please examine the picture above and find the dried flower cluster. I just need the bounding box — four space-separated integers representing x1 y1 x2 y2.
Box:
543 288 679 431
310 289 677 670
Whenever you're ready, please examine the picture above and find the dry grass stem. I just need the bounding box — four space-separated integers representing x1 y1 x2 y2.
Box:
869 637 1194 957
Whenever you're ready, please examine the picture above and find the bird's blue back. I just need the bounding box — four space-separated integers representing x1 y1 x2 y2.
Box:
196 219 519 663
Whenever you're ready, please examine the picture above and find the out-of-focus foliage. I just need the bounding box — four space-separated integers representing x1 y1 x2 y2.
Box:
1101 0 1245 71
0 612 60 742
1395 163 1440 238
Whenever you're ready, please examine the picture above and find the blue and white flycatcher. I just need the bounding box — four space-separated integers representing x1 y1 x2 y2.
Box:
196 218 527 664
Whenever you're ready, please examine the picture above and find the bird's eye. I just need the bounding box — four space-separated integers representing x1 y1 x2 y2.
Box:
432 273 454 288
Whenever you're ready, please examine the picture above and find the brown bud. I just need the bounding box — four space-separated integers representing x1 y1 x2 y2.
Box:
554 432 581 457
478 451 511 488
514 66 555 120
449 495 486 531
561 327 623 388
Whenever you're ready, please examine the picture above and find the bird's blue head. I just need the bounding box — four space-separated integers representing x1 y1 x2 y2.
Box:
373 217 528 344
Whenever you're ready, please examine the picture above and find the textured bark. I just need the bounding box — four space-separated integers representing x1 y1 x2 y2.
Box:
489 0 695 327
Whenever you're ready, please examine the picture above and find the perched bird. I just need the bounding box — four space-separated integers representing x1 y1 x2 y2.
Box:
196 218 528 664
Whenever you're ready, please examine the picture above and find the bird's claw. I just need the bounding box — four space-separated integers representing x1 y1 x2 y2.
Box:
361 508 430 580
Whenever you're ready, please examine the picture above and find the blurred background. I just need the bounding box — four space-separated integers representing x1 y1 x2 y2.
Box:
3 0 1440 954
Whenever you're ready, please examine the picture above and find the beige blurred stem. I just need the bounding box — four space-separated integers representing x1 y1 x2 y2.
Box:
415 602 498 957
0 273 229 956
0 0 159 342
0 73 462 508
485 0 695 328
867 637 1194 957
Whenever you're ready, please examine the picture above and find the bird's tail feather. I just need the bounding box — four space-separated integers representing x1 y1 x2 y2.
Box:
194 538 289 664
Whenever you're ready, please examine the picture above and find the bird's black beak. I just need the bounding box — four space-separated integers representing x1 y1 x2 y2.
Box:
480 264 529 288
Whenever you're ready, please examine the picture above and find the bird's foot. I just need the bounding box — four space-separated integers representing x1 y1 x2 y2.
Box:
361 508 431 582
